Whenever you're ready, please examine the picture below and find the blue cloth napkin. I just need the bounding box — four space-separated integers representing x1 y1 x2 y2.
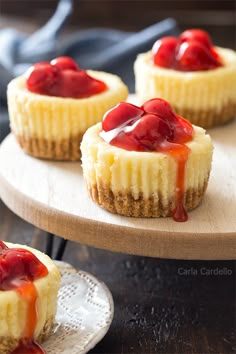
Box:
0 0 178 141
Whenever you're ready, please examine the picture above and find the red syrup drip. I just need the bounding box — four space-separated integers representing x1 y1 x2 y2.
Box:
0 241 48 353
26 56 108 98
162 142 189 222
100 99 194 222
152 28 223 71
11 338 45 354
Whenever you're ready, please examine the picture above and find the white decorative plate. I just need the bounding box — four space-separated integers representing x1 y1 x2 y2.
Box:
42 261 114 354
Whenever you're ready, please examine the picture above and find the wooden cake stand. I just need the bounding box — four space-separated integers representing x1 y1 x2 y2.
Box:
0 119 236 260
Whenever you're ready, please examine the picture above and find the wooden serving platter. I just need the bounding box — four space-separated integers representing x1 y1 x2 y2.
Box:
0 119 235 260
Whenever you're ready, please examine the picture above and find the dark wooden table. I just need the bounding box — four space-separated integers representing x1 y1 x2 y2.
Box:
1 10 236 353
0 199 235 354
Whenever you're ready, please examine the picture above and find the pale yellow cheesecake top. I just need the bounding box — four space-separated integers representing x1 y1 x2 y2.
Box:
134 47 236 110
135 47 236 78
8 70 129 105
7 71 129 139
81 123 213 199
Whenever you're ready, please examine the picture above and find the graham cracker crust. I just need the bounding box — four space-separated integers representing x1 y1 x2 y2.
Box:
173 101 236 129
14 134 84 161
87 179 209 218
0 316 54 354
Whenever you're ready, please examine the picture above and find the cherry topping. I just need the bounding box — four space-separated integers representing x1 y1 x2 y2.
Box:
0 247 48 291
131 114 173 150
100 98 194 222
152 28 222 71
173 115 194 144
141 98 176 123
110 132 144 152
26 57 108 98
179 29 212 49
101 98 193 148
176 41 221 71
57 69 107 98
102 102 144 132
26 63 59 94
152 37 178 68
50 56 79 71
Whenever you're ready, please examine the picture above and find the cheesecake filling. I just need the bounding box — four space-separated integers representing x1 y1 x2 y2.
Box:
0 241 48 354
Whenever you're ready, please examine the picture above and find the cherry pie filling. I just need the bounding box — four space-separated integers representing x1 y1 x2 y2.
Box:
26 56 108 98
152 29 223 71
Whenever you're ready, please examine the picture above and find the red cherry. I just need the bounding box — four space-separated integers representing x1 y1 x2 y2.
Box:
101 99 194 151
59 69 107 98
142 98 177 123
102 102 144 132
51 56 79 71
26 58 108 98
131 113 173 151
26 63 59 94
0 248 48 291
152 36 178 68
211 47 221 60
173 115 194 144
110 132 143 151
80 72 107 97
179 29 212 49
151 29 222 71
59 70 89 97
176 41 221 71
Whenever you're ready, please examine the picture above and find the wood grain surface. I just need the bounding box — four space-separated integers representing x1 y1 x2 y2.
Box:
0 117 236 259
0 199 235 354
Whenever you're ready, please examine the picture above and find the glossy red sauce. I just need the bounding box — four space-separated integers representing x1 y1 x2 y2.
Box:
26 56 108 98
152 29 223 71
0 241 48 353
11 339 45 354
100 98 194 222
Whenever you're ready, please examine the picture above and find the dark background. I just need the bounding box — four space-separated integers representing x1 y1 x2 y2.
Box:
0 0 235 48
0 1 236 353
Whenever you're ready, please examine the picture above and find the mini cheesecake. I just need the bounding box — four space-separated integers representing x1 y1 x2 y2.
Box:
0 242 60 354
7 57 128 160
134 29 236 128
81 99 213 221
